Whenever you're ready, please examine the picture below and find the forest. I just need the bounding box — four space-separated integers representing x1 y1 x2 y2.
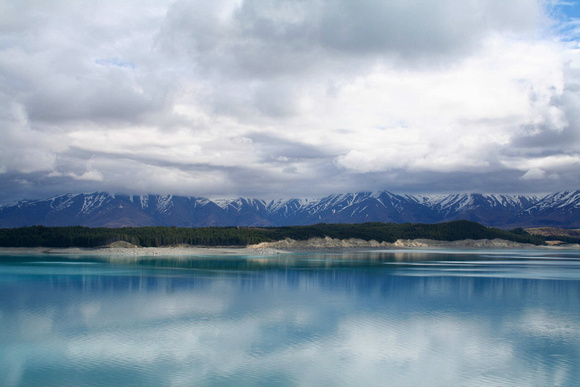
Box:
0 220 547 248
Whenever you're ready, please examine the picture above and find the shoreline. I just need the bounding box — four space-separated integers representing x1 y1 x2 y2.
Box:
0 246 289 257
0 237 578 257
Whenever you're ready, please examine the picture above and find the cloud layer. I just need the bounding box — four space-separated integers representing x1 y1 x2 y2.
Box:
1 0 579 203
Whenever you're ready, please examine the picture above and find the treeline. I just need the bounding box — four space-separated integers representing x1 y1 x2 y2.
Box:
0 220 546 248
0 225 268 248
254 221 545 245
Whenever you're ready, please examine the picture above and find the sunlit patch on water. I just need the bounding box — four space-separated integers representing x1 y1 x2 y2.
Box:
0 249 579 386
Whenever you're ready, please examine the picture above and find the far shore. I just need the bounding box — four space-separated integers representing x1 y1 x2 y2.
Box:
0 237 578 257
0 246 289 257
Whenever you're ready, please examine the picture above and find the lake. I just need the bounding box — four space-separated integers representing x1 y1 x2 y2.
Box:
1 249 579 386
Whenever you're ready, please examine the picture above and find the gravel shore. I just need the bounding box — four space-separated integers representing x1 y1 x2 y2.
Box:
0 237 577 257
248 236 577 250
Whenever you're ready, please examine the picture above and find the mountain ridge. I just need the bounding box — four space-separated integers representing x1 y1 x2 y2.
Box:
1 190 579 229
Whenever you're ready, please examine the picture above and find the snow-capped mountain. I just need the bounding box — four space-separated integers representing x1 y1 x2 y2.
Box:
0 190 579 228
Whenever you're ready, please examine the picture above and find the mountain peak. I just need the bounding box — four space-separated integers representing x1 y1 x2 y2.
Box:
0 190 578 229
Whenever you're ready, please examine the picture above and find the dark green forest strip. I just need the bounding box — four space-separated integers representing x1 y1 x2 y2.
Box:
0 220 546 248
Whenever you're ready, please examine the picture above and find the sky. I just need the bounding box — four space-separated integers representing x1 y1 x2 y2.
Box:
1 0 580 204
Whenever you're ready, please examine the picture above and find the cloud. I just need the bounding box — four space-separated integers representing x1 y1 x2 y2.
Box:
520 167 547 180
0 0 579 203
161 0 544 74
0 100 67 174
69 170 104 182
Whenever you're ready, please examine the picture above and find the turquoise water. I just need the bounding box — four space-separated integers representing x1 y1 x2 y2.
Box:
1 249 579 386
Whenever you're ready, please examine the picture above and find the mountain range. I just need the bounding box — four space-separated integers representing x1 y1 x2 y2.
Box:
0 190 579 229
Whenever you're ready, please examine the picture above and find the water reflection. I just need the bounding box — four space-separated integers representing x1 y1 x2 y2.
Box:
0 250 579 386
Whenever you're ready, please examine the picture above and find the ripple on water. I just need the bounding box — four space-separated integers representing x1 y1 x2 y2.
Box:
0 252 579 386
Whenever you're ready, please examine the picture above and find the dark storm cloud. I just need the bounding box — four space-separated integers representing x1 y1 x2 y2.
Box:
162 0 541 77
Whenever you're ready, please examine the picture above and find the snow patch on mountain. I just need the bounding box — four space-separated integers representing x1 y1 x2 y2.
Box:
79 193 112 215
139 194 149 209
155 195 173 214
212 198 236 210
